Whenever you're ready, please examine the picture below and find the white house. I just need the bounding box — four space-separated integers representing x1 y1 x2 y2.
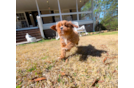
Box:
16 0 95 42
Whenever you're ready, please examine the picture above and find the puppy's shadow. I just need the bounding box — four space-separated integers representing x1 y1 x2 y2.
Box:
66 44 107 61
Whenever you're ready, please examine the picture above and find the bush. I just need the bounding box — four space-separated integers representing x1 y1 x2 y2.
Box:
95 17 118 31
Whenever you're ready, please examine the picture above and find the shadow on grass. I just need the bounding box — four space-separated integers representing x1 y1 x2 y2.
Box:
66 44 107 61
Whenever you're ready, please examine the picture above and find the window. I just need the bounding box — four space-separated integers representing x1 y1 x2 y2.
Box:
16 13 28 29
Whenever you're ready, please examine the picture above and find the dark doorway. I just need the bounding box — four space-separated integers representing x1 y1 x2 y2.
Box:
51 10 55 22
31 11 38 26
25 12 32 26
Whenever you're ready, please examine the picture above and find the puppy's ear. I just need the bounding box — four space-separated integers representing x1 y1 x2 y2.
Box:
50 25 57 31
68 21 78 28
72 24 78 28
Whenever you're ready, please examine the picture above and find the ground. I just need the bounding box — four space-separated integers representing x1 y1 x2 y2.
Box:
16 31 118 88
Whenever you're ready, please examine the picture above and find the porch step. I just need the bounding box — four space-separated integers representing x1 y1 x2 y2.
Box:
16 28 42 43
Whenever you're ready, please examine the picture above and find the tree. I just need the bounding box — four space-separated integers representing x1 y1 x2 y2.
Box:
81 0 118 31
94 0 118 31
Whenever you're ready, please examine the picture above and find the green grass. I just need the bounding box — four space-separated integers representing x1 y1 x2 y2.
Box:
73 73 77 76
61 68 64 71
87 75 90 78
19 44 25 46
95 84 99 87
91 58 96 62
58 74 61 83
99 31 118 35
35 72 38 75
85 69 88 73
16 85 21 88
46 65 53 70
108 75 112 80
87 31 118 36
27 66 36 72
41 56 48 60
116 66 118 70
37 39 56 43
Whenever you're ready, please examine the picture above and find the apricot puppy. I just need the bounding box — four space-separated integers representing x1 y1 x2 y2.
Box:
50 20 79 59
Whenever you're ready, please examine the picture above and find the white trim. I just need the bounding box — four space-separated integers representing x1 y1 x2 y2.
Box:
62 12 77 15
62 11 92 15
78 11 92 14
40 11 92 17
77 20 93 25
16 27 39 31
43 20 93 30
43 23 56 29
41 13 60 17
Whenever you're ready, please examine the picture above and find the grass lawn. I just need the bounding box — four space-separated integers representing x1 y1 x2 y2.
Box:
16 31 118 88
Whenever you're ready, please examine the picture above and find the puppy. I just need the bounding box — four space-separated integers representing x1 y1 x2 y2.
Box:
50 20 79 59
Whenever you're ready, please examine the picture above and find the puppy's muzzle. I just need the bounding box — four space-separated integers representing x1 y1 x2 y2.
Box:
60 26 63 30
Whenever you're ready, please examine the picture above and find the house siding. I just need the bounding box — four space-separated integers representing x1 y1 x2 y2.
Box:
16 28 42 43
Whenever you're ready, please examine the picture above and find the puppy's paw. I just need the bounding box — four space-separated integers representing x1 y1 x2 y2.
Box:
62 48 68 50
57 57 61 60
57 56 65 60
58 57 61 59
62 48 70 52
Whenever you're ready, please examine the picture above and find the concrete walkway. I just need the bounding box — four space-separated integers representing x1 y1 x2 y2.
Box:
16 39 42 45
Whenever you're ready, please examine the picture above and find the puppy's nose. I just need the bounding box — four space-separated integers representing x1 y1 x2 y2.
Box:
60 27 63 30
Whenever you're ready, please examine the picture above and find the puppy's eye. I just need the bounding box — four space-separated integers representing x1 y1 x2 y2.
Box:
65 25 68 27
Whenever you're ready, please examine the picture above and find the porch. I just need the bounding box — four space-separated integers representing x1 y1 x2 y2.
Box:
16 0 95 42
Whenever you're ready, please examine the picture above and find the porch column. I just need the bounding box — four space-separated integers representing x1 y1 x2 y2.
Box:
37 16 45 39
35 0 45 39
35 0 41 16
91 0 95 32
57 0 62 20
76 0 79 21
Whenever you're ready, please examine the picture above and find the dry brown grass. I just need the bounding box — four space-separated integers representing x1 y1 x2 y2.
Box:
16 31 118 88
